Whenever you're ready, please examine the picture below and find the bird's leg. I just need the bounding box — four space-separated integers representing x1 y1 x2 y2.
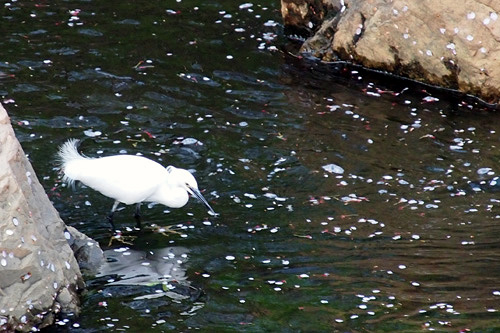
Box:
107 200 120 231
106 212 116 231
134 203 142 229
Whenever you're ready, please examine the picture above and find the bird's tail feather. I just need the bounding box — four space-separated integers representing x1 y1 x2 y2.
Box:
57 139 86 186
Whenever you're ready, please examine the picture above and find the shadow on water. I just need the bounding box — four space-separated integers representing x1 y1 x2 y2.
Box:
1 0 500 331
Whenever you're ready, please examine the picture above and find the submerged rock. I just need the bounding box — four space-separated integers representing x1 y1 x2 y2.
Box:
281 0 500 104
0 104 90 331
65 226 105 275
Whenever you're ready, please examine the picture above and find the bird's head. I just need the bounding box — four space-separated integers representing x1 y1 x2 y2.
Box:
166 166 217 215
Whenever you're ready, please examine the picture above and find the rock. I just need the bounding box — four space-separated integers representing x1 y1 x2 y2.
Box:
282 0 500 104
65 226 105 274
0 104 84 332
280 0 340 38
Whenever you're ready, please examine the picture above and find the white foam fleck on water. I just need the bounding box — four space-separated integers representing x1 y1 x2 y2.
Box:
322 164 344 174
239 3 253 9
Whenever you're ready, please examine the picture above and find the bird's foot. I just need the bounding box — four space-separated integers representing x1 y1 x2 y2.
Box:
107 231 137 247
150 224 183 236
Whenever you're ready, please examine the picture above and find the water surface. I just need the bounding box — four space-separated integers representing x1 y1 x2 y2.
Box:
1 0 500 332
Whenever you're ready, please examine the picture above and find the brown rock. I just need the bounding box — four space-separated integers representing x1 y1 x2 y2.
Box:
282 0 500 104
281 0 339 37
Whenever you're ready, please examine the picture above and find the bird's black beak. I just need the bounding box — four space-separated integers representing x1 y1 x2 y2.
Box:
188 186 217 216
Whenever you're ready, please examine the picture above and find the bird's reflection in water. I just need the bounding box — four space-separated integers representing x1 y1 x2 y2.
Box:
97 246 194 301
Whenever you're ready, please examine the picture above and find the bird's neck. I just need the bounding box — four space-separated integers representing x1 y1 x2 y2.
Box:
146 183 189 208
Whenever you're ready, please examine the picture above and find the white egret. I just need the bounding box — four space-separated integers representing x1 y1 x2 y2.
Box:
57 139 216 230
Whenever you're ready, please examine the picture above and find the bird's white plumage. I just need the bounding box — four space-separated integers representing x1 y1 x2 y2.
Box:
58 139 214 214
65 155 175 205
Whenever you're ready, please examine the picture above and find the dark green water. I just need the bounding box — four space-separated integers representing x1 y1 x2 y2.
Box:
2 0 500 332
